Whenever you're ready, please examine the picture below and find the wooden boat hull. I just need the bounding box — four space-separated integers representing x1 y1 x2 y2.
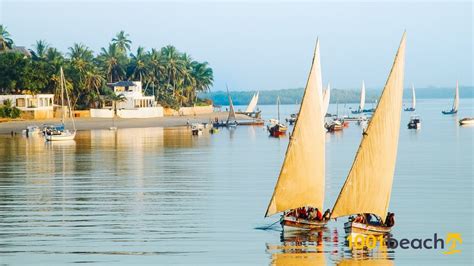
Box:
268 124 287 137
281 216 327 231
344 221 392 236
45 132 76 141
238 120 264 126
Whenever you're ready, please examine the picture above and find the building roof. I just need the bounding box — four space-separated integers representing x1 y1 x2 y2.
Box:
108 81 136 87
0 46 32 57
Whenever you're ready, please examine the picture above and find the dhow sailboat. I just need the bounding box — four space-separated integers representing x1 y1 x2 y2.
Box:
442 81 459 114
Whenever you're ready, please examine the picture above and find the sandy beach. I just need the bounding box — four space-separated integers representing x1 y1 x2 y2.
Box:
0 112 250 134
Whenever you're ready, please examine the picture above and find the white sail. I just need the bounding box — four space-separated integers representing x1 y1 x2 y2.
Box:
265 39 325 217
359 81 366 110
411 84 416 109
245 91 259 113
331 33 406 222
453 81 459 111
322 83 331 117
227 87 236 122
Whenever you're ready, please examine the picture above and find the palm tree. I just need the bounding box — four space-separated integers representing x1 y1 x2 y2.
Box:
160 45 186 97
32 40 49 60
128 46 149 83
67 43 95 108
112 30 132 53
147 48 164 96
85 68 106 108
97 43 126 82
0 24 14 51
107 93 126 116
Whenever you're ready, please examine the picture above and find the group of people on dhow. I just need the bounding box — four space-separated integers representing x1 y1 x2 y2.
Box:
285 206 395 227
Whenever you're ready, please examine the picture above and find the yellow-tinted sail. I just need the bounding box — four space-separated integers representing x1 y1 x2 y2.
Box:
331 33 406 221
265 39 325 217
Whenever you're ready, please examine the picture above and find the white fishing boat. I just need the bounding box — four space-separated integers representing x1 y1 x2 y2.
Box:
459 117 474 126
191 123 204 135
22 125 41 136
265 39 327 231
442 81 459 114
404 84 416 111
330 33 407 236
44 67 76 141
407 115 421 129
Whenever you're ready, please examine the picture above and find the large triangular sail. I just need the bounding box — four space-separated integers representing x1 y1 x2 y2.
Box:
331 33 406 222
322 83 331 117
452 81 459 112
411 84 416 109
245 91 259 113
359 81 366 111
265 39 325 217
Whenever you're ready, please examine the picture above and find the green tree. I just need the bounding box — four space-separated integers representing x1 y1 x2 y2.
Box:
128 46 149 83
97 43 126 82
32 40 49 60
0 24 14 51
112 30 132 53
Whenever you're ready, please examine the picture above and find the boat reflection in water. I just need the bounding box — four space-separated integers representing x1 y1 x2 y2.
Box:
266 230 328 266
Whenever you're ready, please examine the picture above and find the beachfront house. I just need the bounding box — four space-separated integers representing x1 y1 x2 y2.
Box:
0 94 54 119
90 81 163 118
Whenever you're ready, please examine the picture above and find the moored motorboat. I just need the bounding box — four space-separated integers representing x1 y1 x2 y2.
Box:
330 33 406 236
459 117 474 126
325 118 344 132
407 115 421 129
285 113 297 125
22 125 41 136
265 39 327 231
268 96 287 137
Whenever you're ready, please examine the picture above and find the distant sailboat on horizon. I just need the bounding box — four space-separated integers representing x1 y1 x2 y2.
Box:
404 84 416 111
352 81 366 114
442 81 459 114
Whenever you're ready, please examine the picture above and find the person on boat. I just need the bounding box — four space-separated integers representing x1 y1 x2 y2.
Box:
298 207 308 219
322 209 331 221
385 212 395 227
315 208 323 221
354 214 366 223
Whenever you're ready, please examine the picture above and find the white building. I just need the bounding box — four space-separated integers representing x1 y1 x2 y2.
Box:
90 81 163 118
0 94 55 119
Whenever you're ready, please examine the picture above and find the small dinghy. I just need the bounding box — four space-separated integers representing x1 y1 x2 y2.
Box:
459 117 474 126
268 96 288 137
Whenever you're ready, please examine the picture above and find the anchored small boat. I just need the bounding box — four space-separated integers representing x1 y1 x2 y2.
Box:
330 33 406 236
459 117 474 126
44 67 76 141
442 81 459 115
404 84 416 111
22 125 41 136
265 39 328 231
325 118 344 132
407 115 421 129
268 96 288 137
237 91 262 119
191 123 204 135
214 87 239 127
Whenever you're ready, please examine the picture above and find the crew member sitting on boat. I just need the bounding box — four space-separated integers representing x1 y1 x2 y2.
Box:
353 212 395 227
285 207 331 222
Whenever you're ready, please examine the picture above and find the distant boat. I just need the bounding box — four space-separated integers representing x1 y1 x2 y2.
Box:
459 117 474 126
265 39 327 231
237 91 262 119
442 81 459 114
267 96 287 137
404 84 416 111
322 83 331 117
325 119 344 132
351 81 366 114
286 100 299 125
191 123 204 135
407 115 421 129
330 33 406 235
44 67 76 141
214 86 238 127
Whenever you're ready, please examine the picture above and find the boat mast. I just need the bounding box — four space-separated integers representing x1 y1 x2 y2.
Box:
61 67 76 132
277 96 280 122
60 67 65 124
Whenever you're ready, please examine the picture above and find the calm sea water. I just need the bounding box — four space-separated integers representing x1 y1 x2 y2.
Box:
0 99 473 265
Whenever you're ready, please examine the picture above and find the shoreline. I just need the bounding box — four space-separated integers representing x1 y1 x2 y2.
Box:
0 112 250 134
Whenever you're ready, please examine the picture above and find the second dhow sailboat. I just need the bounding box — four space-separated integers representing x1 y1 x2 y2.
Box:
330 33 407 235
404 84 416 111
265 39 326 230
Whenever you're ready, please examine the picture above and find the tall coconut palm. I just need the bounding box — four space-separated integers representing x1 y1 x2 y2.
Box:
97 43 126 83
0 24 13 51
160 45 185 95
32 40 49 60
128 46 149 83
112 30 132 53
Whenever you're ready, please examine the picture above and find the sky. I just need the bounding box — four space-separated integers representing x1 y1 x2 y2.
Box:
0 0 472 91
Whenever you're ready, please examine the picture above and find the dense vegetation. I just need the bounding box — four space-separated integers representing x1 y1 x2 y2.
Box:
0 25 213 110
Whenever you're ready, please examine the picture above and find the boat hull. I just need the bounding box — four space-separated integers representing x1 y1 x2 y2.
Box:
281 216 327 231
344 221 392 236
45 132 76 141
268 124 287 137
442 109 457 115
459 118 474 125
404 107 415 111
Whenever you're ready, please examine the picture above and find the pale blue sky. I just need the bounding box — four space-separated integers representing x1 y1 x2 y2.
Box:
1 1 472 91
